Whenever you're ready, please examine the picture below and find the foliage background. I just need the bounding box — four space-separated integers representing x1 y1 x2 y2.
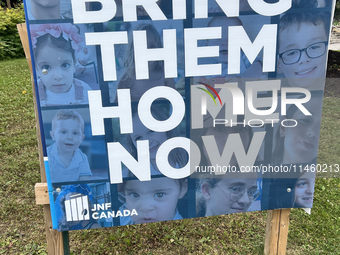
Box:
0 5 25 61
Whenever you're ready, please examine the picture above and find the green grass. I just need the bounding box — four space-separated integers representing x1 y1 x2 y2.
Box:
0 58 340 254
334 0 340 26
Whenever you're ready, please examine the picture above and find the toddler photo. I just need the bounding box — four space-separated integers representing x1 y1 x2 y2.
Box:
118 177 188 225
31 23 93 106
47 109 92 183
27 0 73 20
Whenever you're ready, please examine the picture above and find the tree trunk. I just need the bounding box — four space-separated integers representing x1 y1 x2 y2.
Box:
6 0 11 9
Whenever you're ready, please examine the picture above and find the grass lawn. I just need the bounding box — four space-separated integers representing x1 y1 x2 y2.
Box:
0 58 339 254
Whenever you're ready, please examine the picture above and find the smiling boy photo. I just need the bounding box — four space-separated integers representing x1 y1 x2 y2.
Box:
277 11 330 90
47 109 92 183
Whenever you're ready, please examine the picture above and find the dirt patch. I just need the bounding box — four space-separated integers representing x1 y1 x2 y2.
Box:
330 26 340 45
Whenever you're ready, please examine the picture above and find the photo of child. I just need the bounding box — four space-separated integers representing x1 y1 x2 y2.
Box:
196 174 260 217
207 0 253 13
118 177 188 225
27 0 74 20
123 105 187 176
272 94 323 165
206 16 263 78
267 171 316 210
292 0 331 8
115 23 176 102
194 16 265 92
47 109 92 183
190 105 259 168
206 16 262 77
27 0 63 20
294 171 315 208
266 93 321 210
277 11 330 90
30 23 92 106
191 109 262 216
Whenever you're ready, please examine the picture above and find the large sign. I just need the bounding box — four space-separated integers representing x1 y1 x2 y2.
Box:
24 0 333 231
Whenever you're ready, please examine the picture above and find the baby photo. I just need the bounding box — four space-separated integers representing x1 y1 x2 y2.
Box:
43 108 109 183
118 177 188 225
30 23 98 107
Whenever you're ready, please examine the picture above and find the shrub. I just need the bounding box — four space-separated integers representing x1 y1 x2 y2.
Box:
0 5 25 60
0 0 23 8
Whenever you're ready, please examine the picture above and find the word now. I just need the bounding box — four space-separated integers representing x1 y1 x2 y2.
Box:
88 82 310 184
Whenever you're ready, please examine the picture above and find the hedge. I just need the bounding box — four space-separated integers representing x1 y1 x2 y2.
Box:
0 5 26 61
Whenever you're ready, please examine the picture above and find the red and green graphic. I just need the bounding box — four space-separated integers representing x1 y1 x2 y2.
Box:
197 82 222 106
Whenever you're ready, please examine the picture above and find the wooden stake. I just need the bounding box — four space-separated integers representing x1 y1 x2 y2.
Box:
264 209 291 255
17 24 32 75
17 23 69 255
35 183 49 205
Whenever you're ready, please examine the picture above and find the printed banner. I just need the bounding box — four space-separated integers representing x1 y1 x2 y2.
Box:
24 0 334 231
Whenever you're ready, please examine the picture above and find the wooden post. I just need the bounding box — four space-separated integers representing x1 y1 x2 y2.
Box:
17 23 69 255
17 23 32 75
264 209 291 255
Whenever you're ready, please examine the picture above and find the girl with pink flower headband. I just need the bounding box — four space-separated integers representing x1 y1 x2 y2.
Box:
31 23 92 106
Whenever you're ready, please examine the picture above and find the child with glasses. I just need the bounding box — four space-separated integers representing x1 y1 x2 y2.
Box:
193 111 261 216
277 11 330 90
196 174 260 217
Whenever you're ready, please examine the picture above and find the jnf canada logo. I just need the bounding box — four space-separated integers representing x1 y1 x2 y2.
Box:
64 193 138 221
64 194 90 222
